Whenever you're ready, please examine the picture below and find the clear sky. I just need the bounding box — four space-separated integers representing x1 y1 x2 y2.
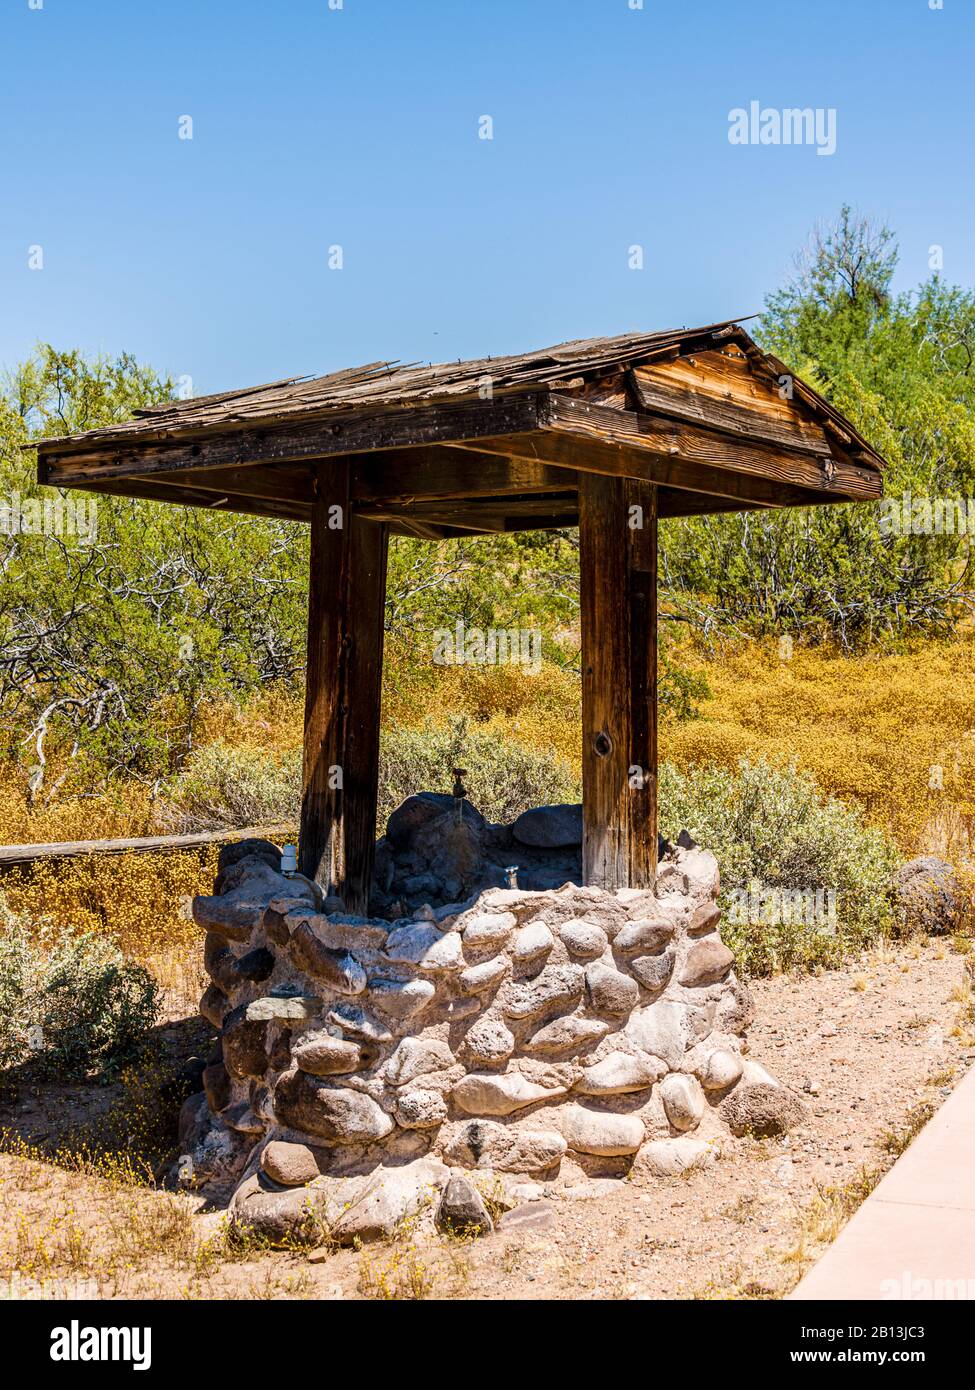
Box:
1 0 972 394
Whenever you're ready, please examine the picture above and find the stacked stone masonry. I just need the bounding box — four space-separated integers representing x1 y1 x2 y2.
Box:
182 815 807 1244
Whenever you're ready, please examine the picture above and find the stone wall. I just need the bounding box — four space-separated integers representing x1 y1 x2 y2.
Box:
182 815 807 1244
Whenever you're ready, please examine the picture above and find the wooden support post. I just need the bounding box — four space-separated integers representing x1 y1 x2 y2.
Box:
299 462 388 913
579 473 658 890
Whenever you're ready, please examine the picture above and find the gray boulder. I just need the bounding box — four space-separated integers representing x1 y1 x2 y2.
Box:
895 856 968 936
386 792 485 848
229 1171 328 1246
720 1082 808 1138
330 1158 450 1244
215 837 281 891
436 1176 494 1236
512 803 583 849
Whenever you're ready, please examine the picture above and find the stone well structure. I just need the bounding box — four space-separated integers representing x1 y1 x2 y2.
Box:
180 799 807 1244
47 326 880 1240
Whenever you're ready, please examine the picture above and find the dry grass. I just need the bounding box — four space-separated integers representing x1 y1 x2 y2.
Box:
205 624 975 868
0 774 158 847
0 849 212 1015
664 630 975 861
949 961 975 1046
0 1141 217 1298
355 1205 475 1301
878 1103 937 1157
0 1132 335 1300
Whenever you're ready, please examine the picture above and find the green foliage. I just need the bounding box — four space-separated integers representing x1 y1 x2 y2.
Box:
169 715 581 835
659 758 899 975
661 207 975 650
378 715 580 826
0 903 160 1077
173 741 302 831
1 346 309 795
385 530 581 652
762 205 899 363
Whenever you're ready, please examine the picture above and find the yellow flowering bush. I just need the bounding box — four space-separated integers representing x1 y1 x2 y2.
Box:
662 631 975 860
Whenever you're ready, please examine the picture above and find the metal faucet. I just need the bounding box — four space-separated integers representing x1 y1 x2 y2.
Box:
452 766 468 823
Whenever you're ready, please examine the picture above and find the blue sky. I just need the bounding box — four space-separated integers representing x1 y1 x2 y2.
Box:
1 0 972 394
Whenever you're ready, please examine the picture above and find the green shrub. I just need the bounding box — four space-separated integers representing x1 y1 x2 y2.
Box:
378 716 580 827
659 758 899 976
172 740 301 830
0 904 160 1078
171 716 581 835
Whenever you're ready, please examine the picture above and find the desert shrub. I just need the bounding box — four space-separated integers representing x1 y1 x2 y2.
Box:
661 631 975 860
0 912 33 1069
0 906 159 1077
170 716 581 836
659 758 899 975
172 741 301 831
1 849 214 965
378 716 580 827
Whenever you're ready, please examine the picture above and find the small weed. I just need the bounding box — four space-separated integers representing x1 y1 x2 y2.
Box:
779 1165 881 1286
879 1103 936 1157
927 1066 956 1088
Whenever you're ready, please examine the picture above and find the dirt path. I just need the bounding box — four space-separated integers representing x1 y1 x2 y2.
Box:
2 939 972 1300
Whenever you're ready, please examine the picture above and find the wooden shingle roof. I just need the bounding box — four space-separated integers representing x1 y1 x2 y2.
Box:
35 321 885 537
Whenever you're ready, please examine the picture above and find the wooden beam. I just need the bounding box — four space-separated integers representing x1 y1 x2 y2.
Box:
385 518 475 540
78 450 569 509
657 488 766 518
0 824 294 874
356 505 501 534
134 462 316 506
77 476 312 523
75 477 485 536
65 452 784 534
448 433 827 509
544 395 881 500
39 393 545 484
353 492 578 533
61 462 766 529
579 473 657 891
299 462 388 912
447 401 880 506
352 451 572 503
628 361 834 457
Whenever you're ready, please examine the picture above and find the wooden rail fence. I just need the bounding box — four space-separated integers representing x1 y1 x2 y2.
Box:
0 825 294 875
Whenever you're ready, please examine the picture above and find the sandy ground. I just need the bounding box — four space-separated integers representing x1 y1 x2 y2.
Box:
1 938 972 1301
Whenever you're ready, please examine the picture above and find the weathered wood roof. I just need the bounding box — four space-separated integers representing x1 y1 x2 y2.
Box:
40 324 736 445
35 322 885 537
35 321 876 456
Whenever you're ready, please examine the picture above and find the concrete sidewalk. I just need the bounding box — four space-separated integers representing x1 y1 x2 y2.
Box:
791 1059 975 1300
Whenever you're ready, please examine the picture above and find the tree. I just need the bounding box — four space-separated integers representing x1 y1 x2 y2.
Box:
659 209 975 651
1 347 309 799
